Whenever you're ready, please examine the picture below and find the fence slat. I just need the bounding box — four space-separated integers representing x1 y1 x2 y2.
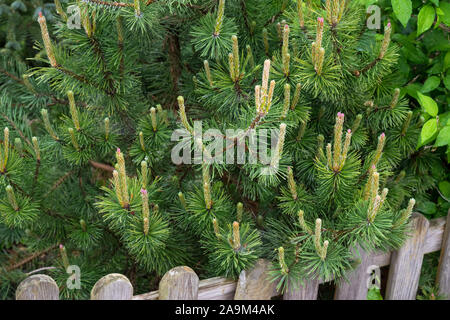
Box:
283 279 320 300
385 213 429 300
197 277 236 300
16 274 59 300
436 210 450 299
234 259 277 300
334 246 372 300
91 273 133 300
159 266 199 300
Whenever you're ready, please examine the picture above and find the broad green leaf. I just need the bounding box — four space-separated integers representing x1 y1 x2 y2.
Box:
447 145 450 163
444 74 450 90
440 111 450 126
357 0 378 6
441 2 450 26
391 0 412 27
417 5 436 36
435 126 450 147
406 83 421 99
444 51 450 71
439 181 450 199
422 29 450 52
421 76 440 93
435 11 443 30
417 200 437 215
430 0 439 6
427 61 444 75
417 92 438 117
419 118 438 147
367 288 383 300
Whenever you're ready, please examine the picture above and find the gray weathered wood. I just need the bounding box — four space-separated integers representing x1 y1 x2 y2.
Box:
369 216 445 269
131 216 447 301
91 273 133 300
423 217 446 254
133 276 236 300
16 274 59 300
283 278 320 300
159 266 199 300
198 277 236 300
133 290 159 300
385 213 429 300
436 210 450 299
234 259 278 300
334 246 372 300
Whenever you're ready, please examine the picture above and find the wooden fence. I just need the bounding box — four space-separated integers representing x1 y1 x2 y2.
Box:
15 213 450 300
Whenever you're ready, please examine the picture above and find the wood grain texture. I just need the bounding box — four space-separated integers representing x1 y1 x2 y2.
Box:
131 216 446 301
234 259 278 300
385 213 429 300
16 274 59 300
90 273 133 300
334 246 372 300
283 279 320 300
436 210 450 299
158 266 199 300
423 217 446 253
371 216 446 268
133 277 236 300
132 290 159 300
198 277 236 300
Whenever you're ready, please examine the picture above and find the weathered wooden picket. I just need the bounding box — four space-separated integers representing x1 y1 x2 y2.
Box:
15 213 450 300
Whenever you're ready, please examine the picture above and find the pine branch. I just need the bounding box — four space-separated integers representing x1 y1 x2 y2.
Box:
89 160 115 172
26 266 57 276
30 159 41 197
88 37 116 96
0 67 23 84
42 170 76 199
3 245 58 273
0 112 31 147
353 57 381 76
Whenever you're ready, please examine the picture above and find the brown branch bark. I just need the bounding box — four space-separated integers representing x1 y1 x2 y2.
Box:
0 68 24 83
0 112 32 147
43 170 75 199
4 245 58 272
89 160 115 172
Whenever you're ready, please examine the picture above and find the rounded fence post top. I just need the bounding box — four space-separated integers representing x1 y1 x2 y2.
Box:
159 266 199 300
91 273 133 300
164 266 197 277
16 274 59 300
235 259 277 300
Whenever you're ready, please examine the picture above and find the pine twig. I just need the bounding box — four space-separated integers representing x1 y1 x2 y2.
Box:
4 245 58 272
42 170 75 199
26 266 57 276
0 112 32 147
0 68 24 83
89 160 115 172
30 159 41 196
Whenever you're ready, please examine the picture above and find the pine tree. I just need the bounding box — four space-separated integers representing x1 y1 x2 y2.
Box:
0 0 439 299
